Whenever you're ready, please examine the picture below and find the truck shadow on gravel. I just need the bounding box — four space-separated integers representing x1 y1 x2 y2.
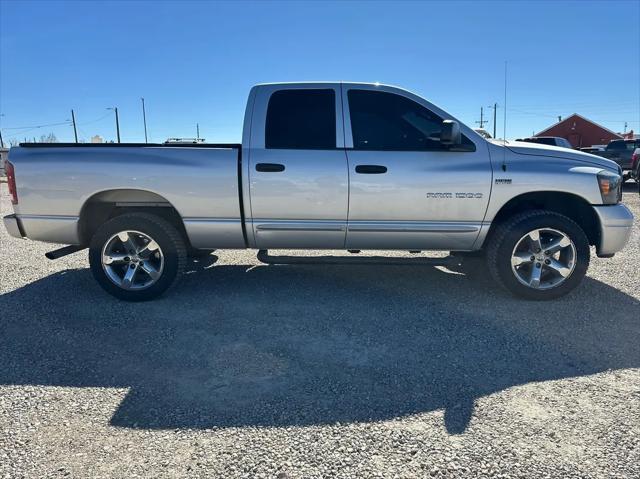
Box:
1 256 639 434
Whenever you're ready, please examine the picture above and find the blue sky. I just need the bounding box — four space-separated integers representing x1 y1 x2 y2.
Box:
1 0 639 144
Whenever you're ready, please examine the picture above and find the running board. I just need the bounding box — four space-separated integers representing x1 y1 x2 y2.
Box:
45 245 86 260
257 250 459 266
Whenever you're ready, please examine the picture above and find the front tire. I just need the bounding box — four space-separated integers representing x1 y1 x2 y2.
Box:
89 213 187 301
486 210 590 300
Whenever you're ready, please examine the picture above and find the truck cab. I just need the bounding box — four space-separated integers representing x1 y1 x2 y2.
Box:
244 82 490 251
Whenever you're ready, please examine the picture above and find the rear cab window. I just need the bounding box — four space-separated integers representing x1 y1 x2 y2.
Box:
265 89 336 149
608 140 626 150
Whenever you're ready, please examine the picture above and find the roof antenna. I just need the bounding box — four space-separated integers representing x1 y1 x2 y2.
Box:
502 60 508 171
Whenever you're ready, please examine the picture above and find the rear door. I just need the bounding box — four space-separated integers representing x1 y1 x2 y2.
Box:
342 84 492 250
247 84 349 248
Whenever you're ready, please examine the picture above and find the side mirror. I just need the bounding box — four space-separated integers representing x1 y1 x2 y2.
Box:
440 120 461 146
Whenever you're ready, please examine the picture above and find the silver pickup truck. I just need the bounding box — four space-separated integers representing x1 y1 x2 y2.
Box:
3 82 634 301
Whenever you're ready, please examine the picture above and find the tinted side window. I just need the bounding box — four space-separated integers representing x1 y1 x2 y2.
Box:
608 140 625 150
348 90 447 151
265 89 336 149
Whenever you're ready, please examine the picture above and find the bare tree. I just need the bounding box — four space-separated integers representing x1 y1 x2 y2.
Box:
39 133 58 143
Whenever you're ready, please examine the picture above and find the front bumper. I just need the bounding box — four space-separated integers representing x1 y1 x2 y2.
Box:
3 214 25 239
592 204 634 257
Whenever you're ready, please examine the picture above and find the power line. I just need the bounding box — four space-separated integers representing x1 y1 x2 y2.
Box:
2 125 63 137
78 112 112 125
582 118 640 124
76 125 88 141
1 110 113 133
510 100 633 108
507 108 558 118
1 109 127 144
506 108 639 129
1 120 71 130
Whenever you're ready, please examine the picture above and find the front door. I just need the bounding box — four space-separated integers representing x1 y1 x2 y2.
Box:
342 84 492 250
248 85 349 249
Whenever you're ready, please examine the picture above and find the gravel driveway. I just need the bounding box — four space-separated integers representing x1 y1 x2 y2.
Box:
1 184 639 478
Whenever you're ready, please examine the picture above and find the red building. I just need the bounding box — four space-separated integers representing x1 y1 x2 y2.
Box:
534 114 622 148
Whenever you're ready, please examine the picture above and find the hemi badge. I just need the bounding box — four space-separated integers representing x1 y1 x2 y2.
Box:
495 178 512 184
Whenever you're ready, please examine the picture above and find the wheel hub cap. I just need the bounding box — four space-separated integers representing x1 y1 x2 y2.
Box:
511 228 576 290
101 230 164 290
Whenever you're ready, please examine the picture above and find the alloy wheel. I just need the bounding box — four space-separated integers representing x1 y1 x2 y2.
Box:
101 230 164 290
510 228 576 290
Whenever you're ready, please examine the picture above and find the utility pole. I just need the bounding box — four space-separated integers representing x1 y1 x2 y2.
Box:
141 97 148 143
624 121 628 134
475 107 487 129
196 123 200 140
108 107 121 143
71 109 78 143
488 103 499 138
115 107 120 143
0 113 4 148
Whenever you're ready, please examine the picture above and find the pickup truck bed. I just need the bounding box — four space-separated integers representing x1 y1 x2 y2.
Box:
8 142 246 248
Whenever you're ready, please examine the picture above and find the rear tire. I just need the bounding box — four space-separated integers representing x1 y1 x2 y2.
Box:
486 210 590 300
89 213 187 301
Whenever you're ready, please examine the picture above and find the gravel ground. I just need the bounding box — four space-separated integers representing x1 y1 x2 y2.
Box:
1 183 639 478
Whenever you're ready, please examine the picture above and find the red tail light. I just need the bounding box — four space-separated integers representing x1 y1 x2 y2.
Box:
632 152 638 169
6 160 18 205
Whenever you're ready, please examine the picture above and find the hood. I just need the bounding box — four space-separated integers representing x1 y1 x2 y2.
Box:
490 140 620 172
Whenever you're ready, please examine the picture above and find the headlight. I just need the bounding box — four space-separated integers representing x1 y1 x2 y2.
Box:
597 170 622 204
